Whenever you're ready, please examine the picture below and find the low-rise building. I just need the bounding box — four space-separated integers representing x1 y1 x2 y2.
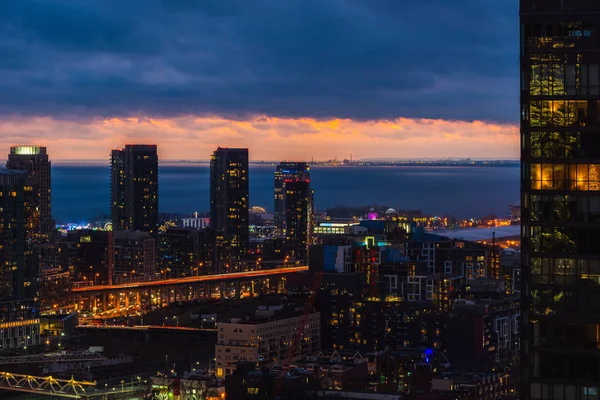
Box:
215 305 320 377
182 212 210 230
445 295 520 371
295 351 370 391
225 361 318 400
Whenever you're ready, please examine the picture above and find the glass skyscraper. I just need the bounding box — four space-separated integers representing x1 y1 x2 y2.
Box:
210 147 249 261
521 0 600 398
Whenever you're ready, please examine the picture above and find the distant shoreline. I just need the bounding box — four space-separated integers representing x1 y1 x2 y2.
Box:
46 160 520 168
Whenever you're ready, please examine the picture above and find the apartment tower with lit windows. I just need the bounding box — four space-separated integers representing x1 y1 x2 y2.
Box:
111 145 159 238
6 145 52 240
521 1 600 398
274 162 310 236
0 169 40 350
284 179 314 261
210 147 249 262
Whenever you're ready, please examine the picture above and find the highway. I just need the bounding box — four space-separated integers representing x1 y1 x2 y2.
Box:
72 266 308 293
77 324 216 332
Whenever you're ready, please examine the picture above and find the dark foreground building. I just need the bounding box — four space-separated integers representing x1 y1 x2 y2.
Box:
521 1 600 398
210 147 249 259
0 169 40 350
111 145 159 238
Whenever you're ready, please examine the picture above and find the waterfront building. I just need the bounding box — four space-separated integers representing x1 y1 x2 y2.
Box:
0 169 40 350
274 162 310 236
520 1 600 398
6 145 52 239
210 147 249 259
314 219 360 236
182 212 210 229
111 144 159 238
284 180 314 261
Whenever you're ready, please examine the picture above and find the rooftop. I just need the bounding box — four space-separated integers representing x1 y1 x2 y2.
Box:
223 303 315 325
432 225 520 242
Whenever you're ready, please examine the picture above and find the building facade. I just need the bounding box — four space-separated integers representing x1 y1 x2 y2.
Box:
215 307 320 378
521 1 600 398
64 230 111 285
111 145 159 238
210 148 249 260
158 227 200 278
6 145 52 239
0 169 40 350
274 162 310 236
111 231 156 281
182 212 210 229
284 180 314 261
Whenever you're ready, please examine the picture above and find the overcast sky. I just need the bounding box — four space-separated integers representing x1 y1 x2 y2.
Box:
0 0 519 160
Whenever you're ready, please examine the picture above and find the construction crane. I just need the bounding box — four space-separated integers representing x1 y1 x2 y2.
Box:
273 270 323 397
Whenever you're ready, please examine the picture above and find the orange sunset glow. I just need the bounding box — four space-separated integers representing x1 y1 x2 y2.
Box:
0 116 519 160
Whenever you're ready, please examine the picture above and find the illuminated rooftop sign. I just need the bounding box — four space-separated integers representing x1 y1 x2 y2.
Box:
11 146 41 155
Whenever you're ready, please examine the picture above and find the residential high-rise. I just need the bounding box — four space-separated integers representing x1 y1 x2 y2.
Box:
210 147 249 261
520 1 600 398
111 145 159 238
0 168 40 350
159 228 201 278
112 231 156 281
274 162 310 236
284 180 314 260
6 145 52 240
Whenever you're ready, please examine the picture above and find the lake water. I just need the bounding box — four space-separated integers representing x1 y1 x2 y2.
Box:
51 163 520 223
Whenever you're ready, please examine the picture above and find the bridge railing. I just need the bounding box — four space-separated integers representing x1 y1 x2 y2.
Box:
0 352 107 365
77 262 303 288
0 372 96 398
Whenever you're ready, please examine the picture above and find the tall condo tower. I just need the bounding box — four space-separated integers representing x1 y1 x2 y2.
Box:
111 145 159 238
210 147 249 260
521 1 600 398
6 145 52 239
0 168 40 350
284 179 314 261
274 162 310 236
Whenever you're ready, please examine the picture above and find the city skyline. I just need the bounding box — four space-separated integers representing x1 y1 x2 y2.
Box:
0 0 519 160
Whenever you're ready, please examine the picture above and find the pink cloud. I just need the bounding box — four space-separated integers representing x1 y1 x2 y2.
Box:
0 115 518 160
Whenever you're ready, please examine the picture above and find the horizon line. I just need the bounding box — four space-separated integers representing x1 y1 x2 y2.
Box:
0 157 520 163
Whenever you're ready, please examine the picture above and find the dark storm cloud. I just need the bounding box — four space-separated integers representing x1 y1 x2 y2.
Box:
0 0 518 122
